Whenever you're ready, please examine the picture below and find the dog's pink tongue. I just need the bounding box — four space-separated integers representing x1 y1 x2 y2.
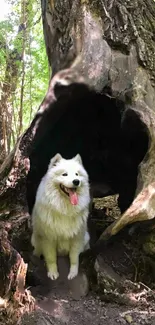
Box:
69 190 78 205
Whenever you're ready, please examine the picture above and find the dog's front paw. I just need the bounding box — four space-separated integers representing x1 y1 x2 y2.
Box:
68 264 78 280
47 265 59 280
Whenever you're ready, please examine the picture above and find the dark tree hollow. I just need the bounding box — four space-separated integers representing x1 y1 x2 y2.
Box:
26 85 149 215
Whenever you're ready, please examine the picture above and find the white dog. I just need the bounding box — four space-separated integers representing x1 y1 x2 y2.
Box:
31 153 90 280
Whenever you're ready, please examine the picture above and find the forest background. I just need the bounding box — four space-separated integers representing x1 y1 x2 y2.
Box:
0 0 49 164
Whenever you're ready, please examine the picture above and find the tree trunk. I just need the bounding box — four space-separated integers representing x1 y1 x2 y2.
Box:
1 0 155 323
41 0 155 237
0 49 20 162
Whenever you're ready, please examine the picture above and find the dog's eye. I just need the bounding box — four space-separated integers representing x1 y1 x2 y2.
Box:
62 173 68 176
75 173 78 176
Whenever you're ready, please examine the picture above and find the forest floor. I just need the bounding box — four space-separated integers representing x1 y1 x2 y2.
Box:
26 258 155 325
22 196 155 325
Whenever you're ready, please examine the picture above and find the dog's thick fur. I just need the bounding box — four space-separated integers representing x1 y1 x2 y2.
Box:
31 153 90 280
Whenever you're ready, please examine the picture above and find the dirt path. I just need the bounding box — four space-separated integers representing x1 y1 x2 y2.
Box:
28 256 155 325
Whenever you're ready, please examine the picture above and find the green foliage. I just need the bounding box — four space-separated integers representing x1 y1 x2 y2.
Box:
0 0 49 149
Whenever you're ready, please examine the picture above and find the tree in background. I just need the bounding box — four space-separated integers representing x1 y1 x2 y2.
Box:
0 0 49 163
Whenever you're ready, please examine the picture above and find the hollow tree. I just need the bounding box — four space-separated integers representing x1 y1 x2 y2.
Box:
1 0 155 323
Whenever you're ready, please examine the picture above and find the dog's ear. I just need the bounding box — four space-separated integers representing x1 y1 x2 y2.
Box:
74 154 82 165
49 153 62 169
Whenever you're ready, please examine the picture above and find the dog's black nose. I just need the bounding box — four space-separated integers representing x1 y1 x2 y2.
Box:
73 179 80 186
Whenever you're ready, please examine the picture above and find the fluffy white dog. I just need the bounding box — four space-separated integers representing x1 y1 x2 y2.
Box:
31 153 90 280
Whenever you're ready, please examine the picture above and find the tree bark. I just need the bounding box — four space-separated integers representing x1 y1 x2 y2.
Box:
1 0 155 323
